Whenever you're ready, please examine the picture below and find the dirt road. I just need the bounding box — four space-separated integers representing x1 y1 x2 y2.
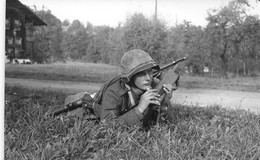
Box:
5 78 260 114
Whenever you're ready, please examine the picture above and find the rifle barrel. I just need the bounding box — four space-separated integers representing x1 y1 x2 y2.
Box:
160 57 186 71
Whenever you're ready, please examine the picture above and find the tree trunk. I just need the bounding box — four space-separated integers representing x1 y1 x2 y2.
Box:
220 42 228 78
243 62 246 76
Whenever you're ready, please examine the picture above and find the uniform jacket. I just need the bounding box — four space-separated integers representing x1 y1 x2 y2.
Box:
93 77 159 126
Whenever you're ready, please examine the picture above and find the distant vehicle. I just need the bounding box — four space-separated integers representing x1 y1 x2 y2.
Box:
203 66 209 73
6 58 32 64
15 59 32 64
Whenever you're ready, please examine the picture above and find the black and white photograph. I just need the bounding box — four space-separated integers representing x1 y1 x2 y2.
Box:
4 0 260 159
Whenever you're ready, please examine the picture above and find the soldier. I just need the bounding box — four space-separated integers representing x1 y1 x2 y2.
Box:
92 49 176 127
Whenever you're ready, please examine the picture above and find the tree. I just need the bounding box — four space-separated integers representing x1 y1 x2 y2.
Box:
123 13 168 63
166 21 210 75
33 8 64 63
108 25 126 65
205 0 251 77
86 25 114 63
62 19 70 27
238 15 260 75
61 20 88 60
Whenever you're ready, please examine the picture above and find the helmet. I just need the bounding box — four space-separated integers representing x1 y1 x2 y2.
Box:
120 49 159 82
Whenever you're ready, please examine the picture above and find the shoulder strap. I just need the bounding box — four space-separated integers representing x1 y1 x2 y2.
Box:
124 83 136 107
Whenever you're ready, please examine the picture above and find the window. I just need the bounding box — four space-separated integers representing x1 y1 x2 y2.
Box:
15 37 22 45
14 19 21 31
7 48 13 54
6 18 10 29
7 37 13 45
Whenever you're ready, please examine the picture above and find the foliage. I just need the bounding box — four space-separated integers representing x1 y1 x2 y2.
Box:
86 25 114 63
33 9 64 63
27 0 260 76
106 25 126 65
62 20 89 60
123 13 168 63
205 0 260 77
167 22 211 74
5 86 260 159
5 62 260 92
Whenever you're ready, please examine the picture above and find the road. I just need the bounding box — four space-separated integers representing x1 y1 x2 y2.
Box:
5 78 260 114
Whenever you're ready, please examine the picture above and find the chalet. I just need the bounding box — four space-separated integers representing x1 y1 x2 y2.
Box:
5 0 46 63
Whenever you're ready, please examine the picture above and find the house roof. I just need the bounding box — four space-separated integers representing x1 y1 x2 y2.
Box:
6 0 46 26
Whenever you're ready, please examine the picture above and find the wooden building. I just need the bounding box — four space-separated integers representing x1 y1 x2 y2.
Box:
6 0 46 63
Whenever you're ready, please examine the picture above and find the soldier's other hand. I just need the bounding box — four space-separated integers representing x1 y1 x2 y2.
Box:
137 89 161 113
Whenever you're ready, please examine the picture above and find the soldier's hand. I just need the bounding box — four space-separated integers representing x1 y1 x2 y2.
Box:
137 89 161 113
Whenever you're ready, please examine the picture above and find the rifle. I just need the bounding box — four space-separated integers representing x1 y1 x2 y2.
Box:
152 57 187 125
53 57 187 117
53 92 95 116
153 56 186 77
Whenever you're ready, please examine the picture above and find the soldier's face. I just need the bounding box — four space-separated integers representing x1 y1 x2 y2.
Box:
132 68 153 91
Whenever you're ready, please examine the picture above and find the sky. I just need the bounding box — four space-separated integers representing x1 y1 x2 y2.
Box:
18 0 260 28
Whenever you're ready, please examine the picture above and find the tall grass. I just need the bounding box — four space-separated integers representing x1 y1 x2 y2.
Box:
5 86 260 159
5 62 260 92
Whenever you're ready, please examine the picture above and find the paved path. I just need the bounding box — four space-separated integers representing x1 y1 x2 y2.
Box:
5 78 260 114
171 88 260 113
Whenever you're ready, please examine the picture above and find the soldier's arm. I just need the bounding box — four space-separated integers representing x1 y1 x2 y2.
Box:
100 88 144 126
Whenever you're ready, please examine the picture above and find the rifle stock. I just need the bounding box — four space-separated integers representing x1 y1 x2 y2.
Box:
53 92 94 116
53 100 83 116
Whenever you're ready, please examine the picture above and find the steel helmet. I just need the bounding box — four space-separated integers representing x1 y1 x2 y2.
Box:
120 49 160 82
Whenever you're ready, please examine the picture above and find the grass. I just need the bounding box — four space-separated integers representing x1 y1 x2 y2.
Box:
5 86 260 159
5 61 121 83
5 62 260 92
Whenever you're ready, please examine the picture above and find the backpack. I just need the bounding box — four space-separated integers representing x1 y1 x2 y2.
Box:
58 75 122 117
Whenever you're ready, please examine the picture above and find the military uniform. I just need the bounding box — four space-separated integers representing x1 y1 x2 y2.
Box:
92 49 169 127
93 76 161 126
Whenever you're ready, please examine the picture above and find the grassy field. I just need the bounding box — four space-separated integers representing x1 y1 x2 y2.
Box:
5 86 260 159
5 61 121 83
4 62 260 159
5 62 260 92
